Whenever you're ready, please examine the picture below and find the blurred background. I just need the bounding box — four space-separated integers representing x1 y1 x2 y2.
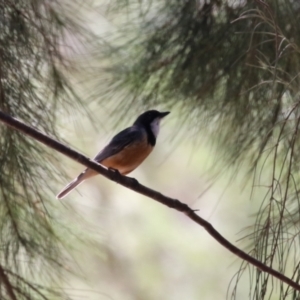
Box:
1 0 300 299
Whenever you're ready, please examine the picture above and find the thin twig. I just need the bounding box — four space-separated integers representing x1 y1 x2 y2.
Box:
0 110 300 291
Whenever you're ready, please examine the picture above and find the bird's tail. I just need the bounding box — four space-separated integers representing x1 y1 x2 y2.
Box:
56 169 96 199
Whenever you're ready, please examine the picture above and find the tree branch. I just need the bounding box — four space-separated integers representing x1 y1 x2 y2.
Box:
0 110 300 291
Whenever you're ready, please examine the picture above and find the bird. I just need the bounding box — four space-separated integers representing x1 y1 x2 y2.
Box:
56 110 170 199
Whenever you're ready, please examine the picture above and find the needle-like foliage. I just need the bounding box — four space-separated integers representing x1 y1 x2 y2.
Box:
0 1 95 299
100 0 300 298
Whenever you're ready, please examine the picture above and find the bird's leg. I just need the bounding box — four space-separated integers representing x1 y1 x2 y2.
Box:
108 168 139 187
108 167 122 181
127 176 139 187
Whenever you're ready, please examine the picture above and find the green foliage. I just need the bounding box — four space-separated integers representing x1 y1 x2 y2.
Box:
106 0 299 161
2 0 300 298
101 0 300 299
0 1 95 299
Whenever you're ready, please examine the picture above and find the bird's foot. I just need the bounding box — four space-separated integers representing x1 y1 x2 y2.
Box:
108 168 139 187
127 176 139 187
108 167 122 181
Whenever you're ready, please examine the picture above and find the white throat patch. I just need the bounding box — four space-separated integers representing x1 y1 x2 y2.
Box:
150 117 161 138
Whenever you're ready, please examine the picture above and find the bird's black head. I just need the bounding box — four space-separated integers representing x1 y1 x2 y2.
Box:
133 110 170 146
133 110 170 126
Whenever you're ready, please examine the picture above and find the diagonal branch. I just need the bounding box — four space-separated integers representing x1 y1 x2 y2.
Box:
0 110 300 291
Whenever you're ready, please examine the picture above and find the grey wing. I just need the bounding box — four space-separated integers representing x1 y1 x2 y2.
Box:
93 126 144 163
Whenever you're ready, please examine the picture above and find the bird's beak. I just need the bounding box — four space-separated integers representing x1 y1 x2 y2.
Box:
159 111 170 118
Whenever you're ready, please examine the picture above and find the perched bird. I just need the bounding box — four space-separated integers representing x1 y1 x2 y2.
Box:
56 110 170 199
